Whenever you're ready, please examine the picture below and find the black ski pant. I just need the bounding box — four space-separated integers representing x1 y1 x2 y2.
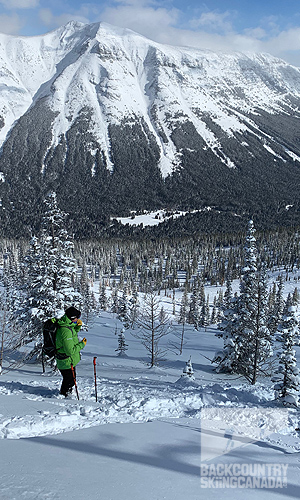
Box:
59 367 76 396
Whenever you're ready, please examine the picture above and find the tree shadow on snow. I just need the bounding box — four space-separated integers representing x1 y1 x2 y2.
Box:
28 431 200 477
0 380 57 398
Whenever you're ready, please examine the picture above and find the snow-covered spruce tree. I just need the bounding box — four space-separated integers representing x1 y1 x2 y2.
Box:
214 221 272 383
172 288 176 315
188 276 200 329
224 276 233 310
267 282 277 321
284 293 293 314
16 192 81 360
235 223 272 384
216 289 224 324
216 277 232 329
292 287 300 308
127 285 139 329
249 266 273 384
115 330 128 357
181 357 195 380
134 290 170 367
273 306 300 406
210 302 217 325
213 294 240 373
200 294 210 329
118 287 131 329
98 280 108 311
110 286 119 315
268 275 284 336
0 253 23 372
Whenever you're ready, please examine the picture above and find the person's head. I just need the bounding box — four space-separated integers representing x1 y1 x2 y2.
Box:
65 306 81 322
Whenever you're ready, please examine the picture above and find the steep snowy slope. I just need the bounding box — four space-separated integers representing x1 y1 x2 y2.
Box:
1 21 300 235
0 22 90 143
35 24 300 172
1 21 300 173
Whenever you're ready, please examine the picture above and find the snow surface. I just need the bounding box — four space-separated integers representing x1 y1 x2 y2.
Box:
1 279 300 499
114 209 204 227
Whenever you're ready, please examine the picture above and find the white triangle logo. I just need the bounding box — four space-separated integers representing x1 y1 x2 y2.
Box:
200 407 289 462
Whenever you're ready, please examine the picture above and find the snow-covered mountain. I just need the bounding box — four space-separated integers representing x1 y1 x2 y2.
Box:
1 21 300 236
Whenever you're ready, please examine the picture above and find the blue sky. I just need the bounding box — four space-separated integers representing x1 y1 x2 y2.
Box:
1 0 300 65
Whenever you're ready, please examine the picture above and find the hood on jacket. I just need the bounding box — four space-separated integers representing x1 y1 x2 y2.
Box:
58 314 74 327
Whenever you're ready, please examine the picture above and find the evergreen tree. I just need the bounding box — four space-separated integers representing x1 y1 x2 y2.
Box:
213 294 240 373
224 276 233 309
235 224 272 383
284 293 293 314
115 330 128 357
99 281 108 311
216 289 224 324
181 357 195 380
268 275 284 335
188 276 200 329
249 267 273 384
200 294 210 329
292 287 300 308
273 306 300 406
214 221 272 383
210 303 217 324
0 255 22 372
118 287 130 329
15 192 81 360
172 288 176 316
111 287 119 315
128 285 139 329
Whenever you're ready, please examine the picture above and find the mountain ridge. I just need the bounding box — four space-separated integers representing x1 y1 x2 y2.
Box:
0 22 300 237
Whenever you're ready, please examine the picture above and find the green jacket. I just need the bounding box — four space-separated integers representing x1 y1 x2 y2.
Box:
55 314 85 370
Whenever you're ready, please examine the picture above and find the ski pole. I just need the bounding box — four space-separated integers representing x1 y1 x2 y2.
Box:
71 363 80 400
93 357 98 402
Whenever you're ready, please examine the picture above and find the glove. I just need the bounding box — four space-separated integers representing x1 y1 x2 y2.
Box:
77 319 83 327
82 338 87 346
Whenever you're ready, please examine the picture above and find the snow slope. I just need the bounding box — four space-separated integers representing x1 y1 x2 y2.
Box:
1 283 300 498
0 21 300 176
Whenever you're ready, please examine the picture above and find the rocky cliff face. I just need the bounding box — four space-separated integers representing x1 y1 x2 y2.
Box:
1 21 300 236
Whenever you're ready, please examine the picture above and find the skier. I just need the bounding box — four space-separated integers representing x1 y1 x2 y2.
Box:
56 306 87 397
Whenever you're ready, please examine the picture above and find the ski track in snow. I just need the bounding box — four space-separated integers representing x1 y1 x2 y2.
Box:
1 376 300 453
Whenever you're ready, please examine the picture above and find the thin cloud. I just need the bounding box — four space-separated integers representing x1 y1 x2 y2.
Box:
0 0 39 8
101 3 179 40
0 13 22 34
39 8 89 27
34 2 300 66
190 10 234 34
266 26 300 52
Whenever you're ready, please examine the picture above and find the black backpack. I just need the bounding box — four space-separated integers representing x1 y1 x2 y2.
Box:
42 317 59 359
42 318 71 372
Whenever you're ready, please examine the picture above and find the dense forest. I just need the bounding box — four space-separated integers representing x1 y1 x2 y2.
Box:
1 192 300 402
